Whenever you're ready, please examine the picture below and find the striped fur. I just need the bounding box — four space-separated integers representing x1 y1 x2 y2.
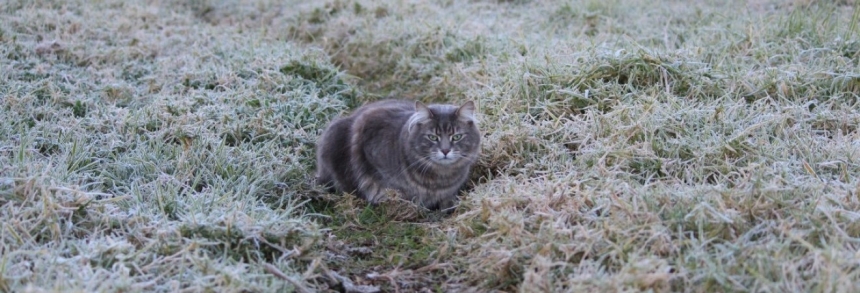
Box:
315 99 480 211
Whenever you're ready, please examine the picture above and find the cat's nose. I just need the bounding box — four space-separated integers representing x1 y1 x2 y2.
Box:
441 149 450 156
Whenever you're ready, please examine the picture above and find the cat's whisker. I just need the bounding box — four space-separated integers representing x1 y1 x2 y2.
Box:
391 154 434 180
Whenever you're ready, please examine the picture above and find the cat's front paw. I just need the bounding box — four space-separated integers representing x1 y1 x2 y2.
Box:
357 181 392 204
436 198 459 213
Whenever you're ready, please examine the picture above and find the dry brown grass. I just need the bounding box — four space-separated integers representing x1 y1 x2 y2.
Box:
2 0 859 292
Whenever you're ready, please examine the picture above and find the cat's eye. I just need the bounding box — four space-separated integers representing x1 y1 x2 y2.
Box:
451 134 464 141
426 134 439 141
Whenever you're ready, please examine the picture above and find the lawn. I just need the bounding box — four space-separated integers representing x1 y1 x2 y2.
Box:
1 0 859 292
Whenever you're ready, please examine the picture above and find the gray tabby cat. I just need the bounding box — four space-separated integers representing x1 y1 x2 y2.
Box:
315 99 481 211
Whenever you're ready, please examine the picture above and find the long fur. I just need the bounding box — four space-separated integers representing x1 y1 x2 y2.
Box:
315 99 481 211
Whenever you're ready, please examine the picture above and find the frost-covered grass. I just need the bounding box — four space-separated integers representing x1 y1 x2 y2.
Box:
1 0 859 292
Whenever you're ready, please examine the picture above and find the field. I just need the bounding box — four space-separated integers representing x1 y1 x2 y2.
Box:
1 0 859 292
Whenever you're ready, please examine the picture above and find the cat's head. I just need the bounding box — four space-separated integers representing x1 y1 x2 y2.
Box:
406 101 481 167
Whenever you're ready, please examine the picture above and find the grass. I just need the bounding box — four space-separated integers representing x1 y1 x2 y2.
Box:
1 0 859 292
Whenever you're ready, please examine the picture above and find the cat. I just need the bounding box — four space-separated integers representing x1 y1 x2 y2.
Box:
315 99 481 211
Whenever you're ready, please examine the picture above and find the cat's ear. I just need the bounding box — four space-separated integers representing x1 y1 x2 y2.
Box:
414 101 433 119
456 101 476 121
408 101 433 133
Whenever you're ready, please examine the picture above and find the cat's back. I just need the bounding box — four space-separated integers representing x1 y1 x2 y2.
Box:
349 99 416 129
350 99 414 119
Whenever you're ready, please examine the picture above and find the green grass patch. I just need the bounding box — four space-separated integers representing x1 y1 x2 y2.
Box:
300 193 452 290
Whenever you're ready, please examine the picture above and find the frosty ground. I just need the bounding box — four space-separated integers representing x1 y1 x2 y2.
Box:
1 0 859 292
